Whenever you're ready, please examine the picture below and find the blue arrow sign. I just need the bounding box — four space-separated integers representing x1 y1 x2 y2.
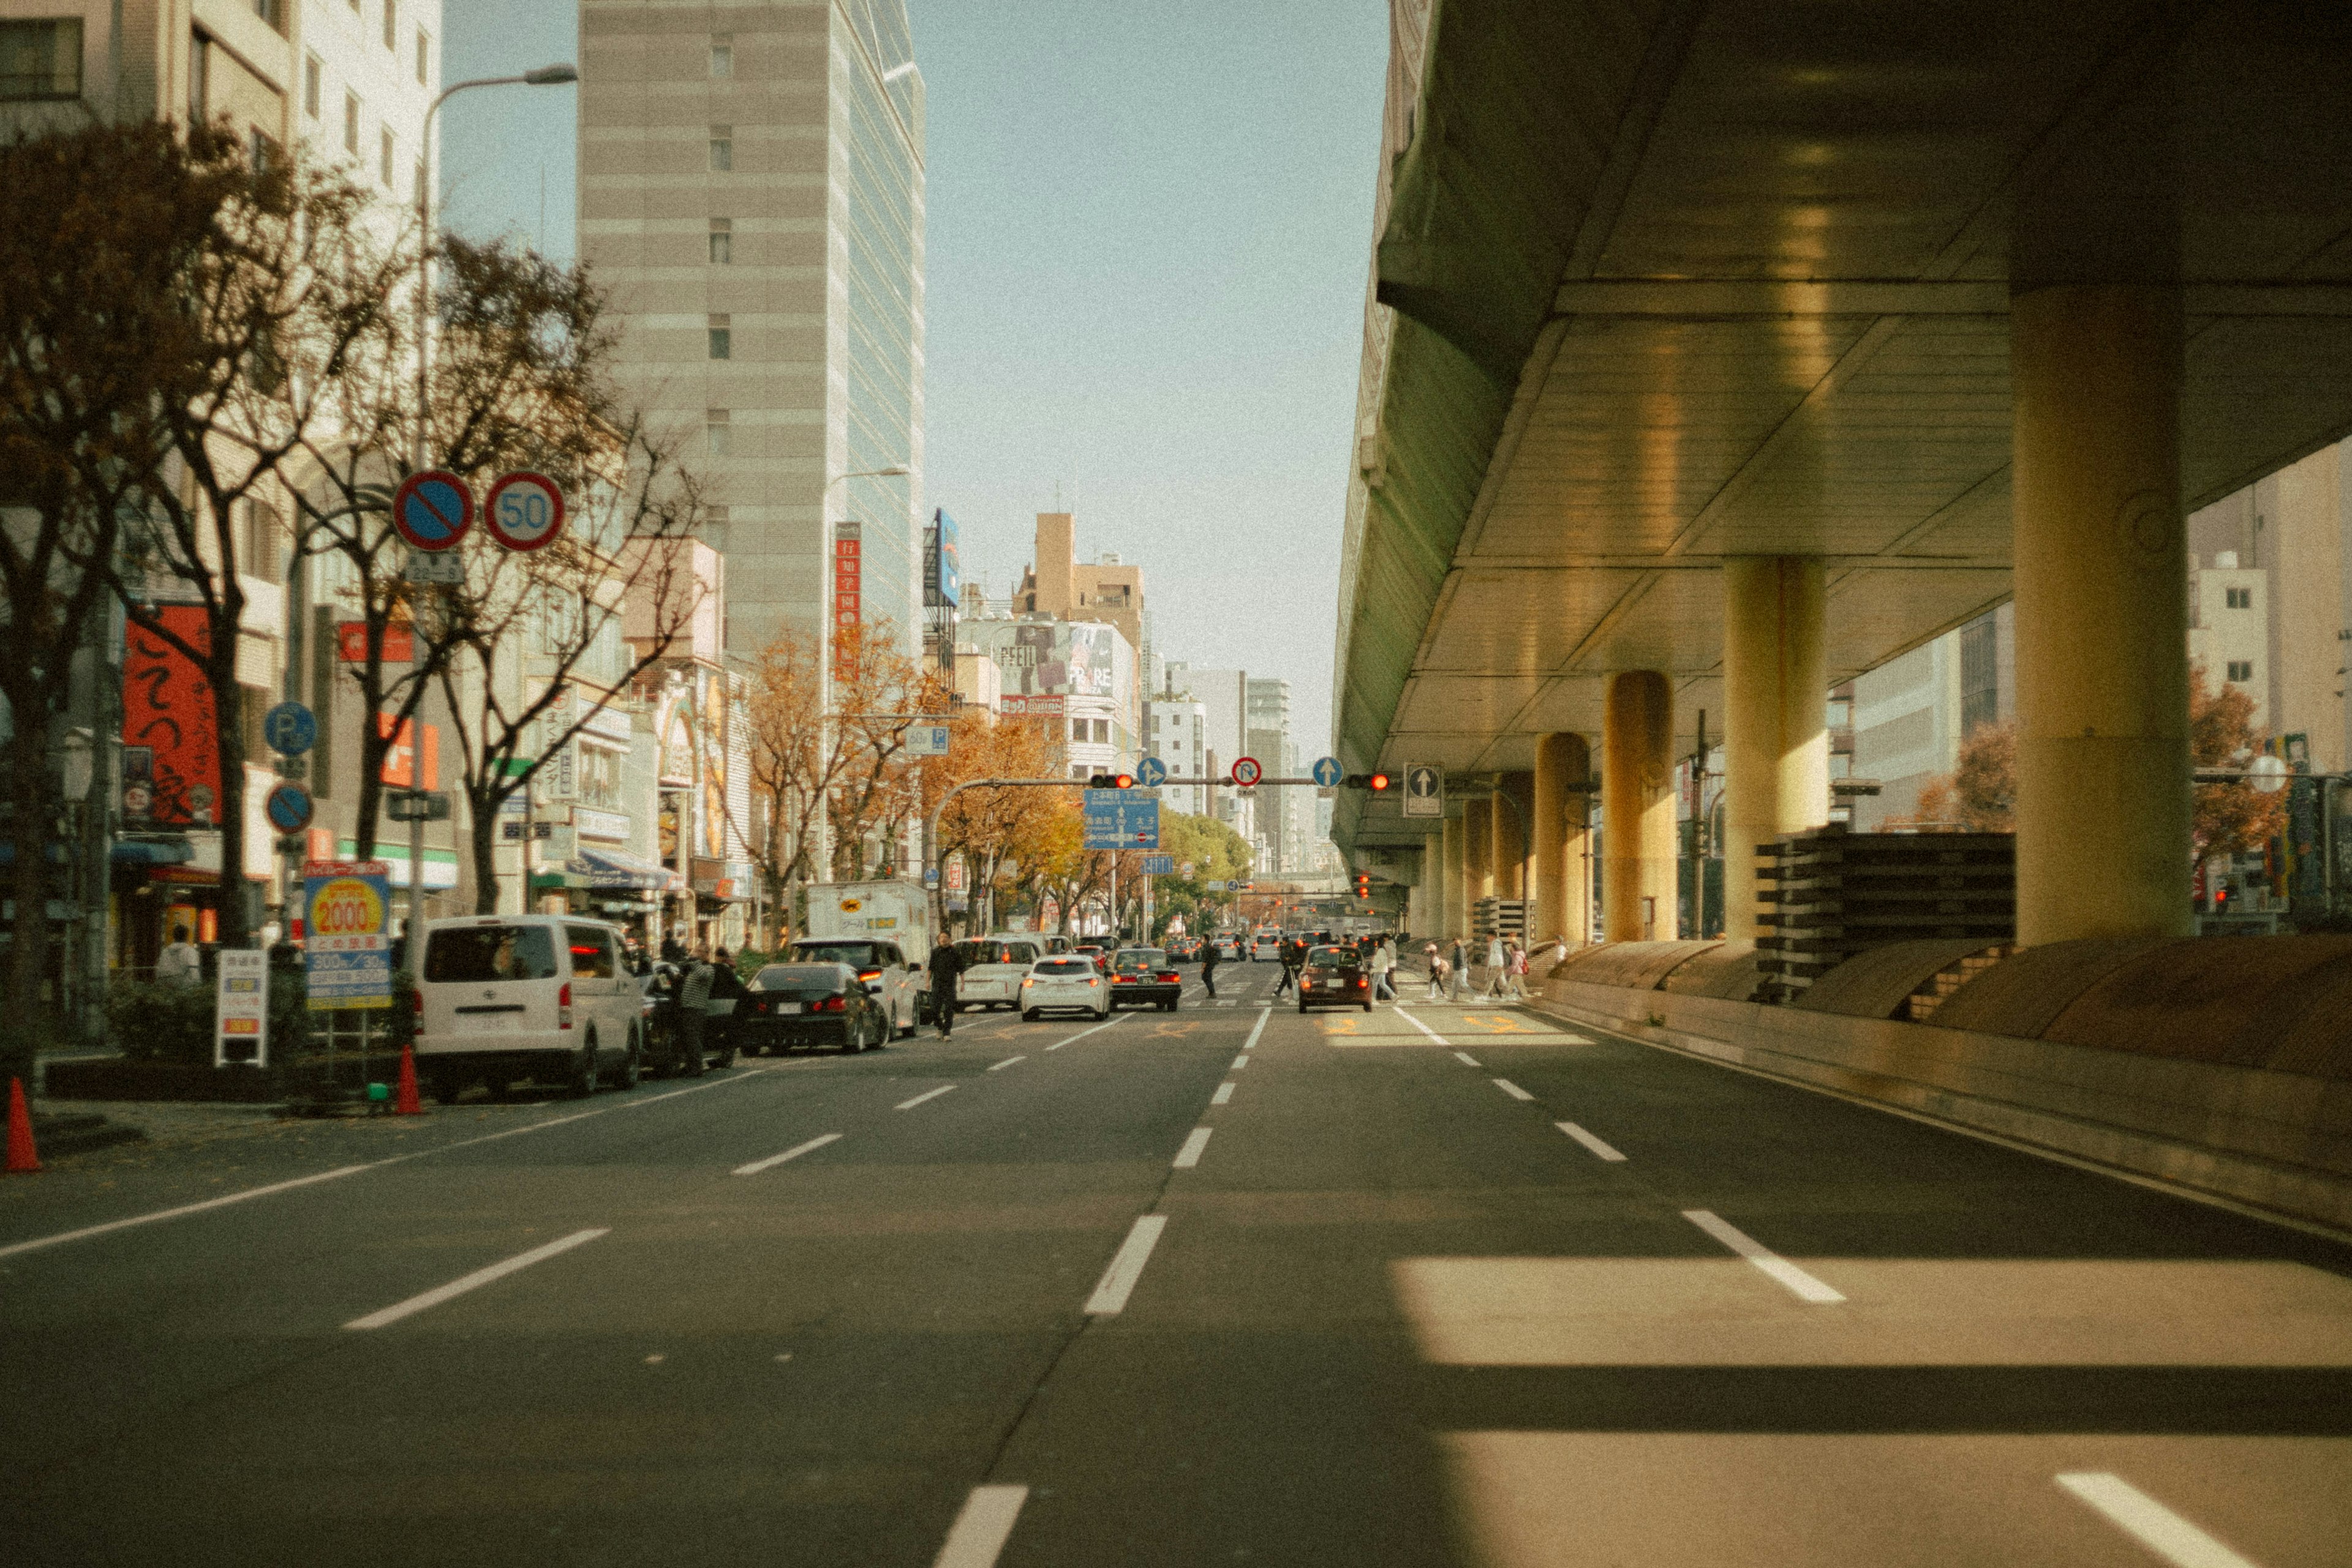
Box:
1083 790 1160 850
1311 755 1343 788
1136 756 1168 788
263 701 317 757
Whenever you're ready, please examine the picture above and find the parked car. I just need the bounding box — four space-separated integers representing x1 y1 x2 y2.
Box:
1020 955 1110 1021
1071 943 1109 972
1298 944 1373 1013
957 935 1047 1010
1107 948 1183 1011
636 960 744 1076
788 937 922 1037
1212 935 1243 961
415 916 641 1101
735 962 891 1054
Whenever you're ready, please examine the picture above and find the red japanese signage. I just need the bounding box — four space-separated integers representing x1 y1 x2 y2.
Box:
121 606 220 826
338 620 415 663
833 526 862 633
375 713 440 788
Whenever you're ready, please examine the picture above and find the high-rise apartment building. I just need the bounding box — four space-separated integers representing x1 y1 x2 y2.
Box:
579 0 925 662
1245 676 1295 872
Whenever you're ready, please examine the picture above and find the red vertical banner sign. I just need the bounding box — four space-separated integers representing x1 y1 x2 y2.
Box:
832 522 862 676
375 715 440 788
121 606 221 826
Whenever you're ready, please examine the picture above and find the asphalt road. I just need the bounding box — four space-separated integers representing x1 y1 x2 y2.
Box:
4 957 2349 1567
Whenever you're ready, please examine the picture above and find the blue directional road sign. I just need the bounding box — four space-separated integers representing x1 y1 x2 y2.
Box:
263 701 317 756
265 781 314 833
1083 789 1160 850
1140 854 1174 875
1136 756 1168 788
1311 755 1343 788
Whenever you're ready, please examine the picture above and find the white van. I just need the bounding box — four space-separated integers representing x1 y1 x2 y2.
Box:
955 933 1046 1011
413 915 641 1101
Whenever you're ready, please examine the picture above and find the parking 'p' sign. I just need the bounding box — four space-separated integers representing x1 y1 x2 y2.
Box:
484 471 567 552
391 470 475 552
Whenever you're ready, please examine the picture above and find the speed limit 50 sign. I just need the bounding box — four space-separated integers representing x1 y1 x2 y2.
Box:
483 471 567 552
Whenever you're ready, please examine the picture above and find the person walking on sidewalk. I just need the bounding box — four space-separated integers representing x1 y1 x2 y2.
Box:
1447 935 1470 1001
927 939 965 1038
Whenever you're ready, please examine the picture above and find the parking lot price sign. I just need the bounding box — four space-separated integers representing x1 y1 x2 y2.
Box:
303 860 394 1009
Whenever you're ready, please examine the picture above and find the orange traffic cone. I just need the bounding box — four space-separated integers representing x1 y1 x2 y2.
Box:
393 1044 423 1116
6 1076 40 1173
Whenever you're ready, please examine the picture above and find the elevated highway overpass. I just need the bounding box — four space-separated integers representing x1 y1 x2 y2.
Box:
1330 0 2352 951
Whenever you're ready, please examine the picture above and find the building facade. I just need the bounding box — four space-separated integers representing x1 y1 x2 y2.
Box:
578 0 925 663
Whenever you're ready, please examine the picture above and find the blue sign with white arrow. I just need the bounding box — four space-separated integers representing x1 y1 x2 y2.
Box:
1136 756 1167 788
1311 755 1344 788
1083 790 1160 850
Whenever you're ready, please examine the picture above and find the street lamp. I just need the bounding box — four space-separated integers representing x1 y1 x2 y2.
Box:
812 464 910 883
414 64 578 469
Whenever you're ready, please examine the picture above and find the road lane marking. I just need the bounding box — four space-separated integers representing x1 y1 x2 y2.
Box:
1453 1050 1482 1067
1173 1128 1213 1168
345 1228 608 1330
733 1133 843 1175
1492 1078 1533 1101
1231 1054 1250 1070
2055 1474 2265 1568
987 1055 1026 1071
1393 1008 1450 1046
621 1063 790 1109
1242 1011 1270 1051
0 1165 371 1261
1216 999 1237 1008
1556 1121 1627 1161
1681 1209 1845 1303
933 1484 1030 1568
1212 1082 1235 1105
896 1085 957 1110
1085 1214 1168 1315
1043 1015 1125 1052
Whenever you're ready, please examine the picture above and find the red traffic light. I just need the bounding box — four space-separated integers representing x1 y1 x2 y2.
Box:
1115 772 1134 789
1368 772 1390 791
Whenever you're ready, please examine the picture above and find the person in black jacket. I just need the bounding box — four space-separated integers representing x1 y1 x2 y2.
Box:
1199 936 1220 998
927 940 965 1038
1272 937 1300 998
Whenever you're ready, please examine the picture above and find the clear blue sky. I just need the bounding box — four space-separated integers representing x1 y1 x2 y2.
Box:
440 2 1389 757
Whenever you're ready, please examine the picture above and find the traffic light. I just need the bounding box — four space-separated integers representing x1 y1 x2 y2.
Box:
1341 772 1392 791
1086 772 1135 789
1352 872 1371 899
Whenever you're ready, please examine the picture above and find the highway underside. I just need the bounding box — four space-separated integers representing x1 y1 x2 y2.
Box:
5 960 2348 1567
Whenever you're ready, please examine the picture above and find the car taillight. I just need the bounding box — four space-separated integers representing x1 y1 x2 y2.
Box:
858 968 882 981
1355 976 1368 987
1085 978 1099 986
1158 971 1177 981
558 982 573 1030
813 995 846 1013
412 988 423 1020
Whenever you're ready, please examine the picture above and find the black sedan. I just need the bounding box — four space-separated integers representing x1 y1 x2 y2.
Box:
1298 944 1373 1012
734 962 891 1054
1107 948 1183 1011
636 961 745 1076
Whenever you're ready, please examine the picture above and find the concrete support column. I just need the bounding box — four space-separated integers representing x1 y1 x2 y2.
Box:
1602 671 1676 943
1441 813 1467 940
1534 733 1591 948
2011 285 2192 944
1463 795 1494 925
1491 772 1530 900
1722 557 1830 941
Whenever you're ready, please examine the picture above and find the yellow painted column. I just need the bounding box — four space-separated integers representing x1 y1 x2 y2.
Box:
1463 795 1494 926
2011 285 2192 944
1602 671 1676 943
1491 772 1530 901
1441 813 1466 940
1722 557 1830 941
1534 733 1591 947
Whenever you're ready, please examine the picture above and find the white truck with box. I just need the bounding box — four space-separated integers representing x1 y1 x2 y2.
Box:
792 881 935 1034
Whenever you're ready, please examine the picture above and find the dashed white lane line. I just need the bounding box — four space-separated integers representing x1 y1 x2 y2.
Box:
1393 1007 1450 1046
1173 1128 1213 1169
1216 999 1237 1008
896 1085 957 1110
987 1055 1026 1071
1242 1011 1270 1052
1492 1077 1533 1101
1085 1214 1169 1315
1231 1054 1250 1071
2055 1473 2266 1568
1452 1050 1482 1068
932 1483 1030 1568
1044 1015 1127 1052
0 1164 372 1262
733 1133 843 1176
1556 1121 1627 1162
1211 1082 1235 1105
1681 1208 1846 1303
345 1227 609 1330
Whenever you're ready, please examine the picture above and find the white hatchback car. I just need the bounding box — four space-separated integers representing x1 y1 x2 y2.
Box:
955 936 1045 1011
413 915 641 1100
1020 955 1110 1021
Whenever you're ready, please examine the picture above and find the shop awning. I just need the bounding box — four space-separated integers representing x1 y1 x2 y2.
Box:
0 838 193 865
565 846 687 893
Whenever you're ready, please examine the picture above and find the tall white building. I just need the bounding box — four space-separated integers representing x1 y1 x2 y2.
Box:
1145 695 1208 815
579 0 925 662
